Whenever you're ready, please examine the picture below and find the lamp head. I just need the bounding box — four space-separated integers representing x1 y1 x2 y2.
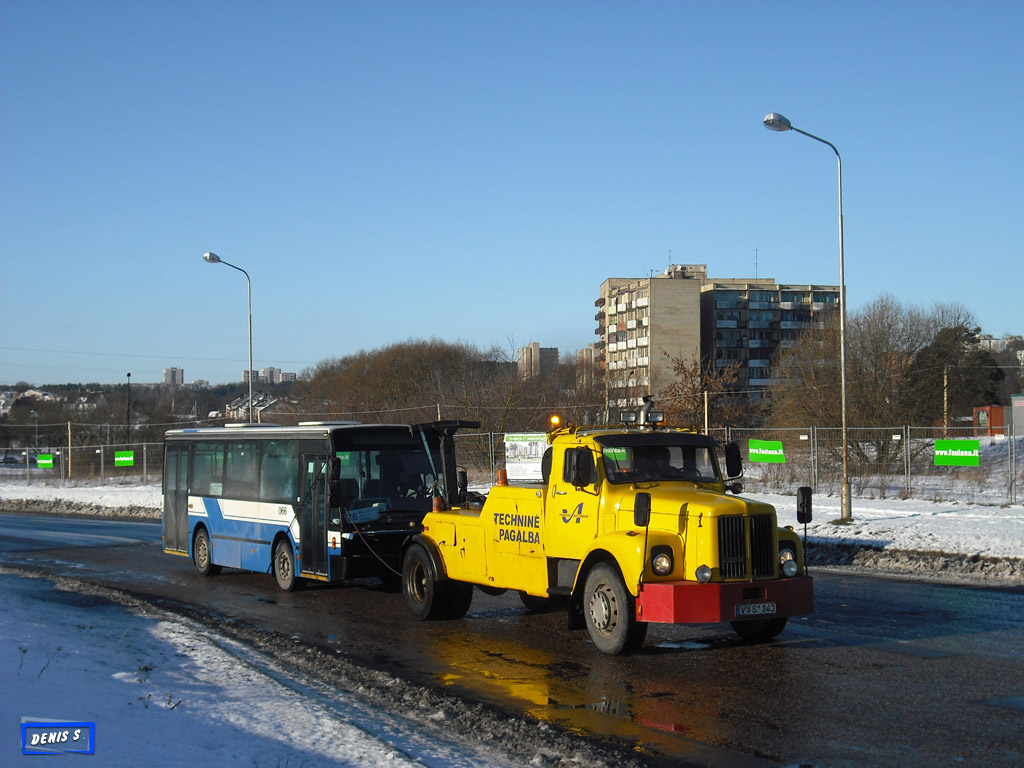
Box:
203 252 221 263
763 112 793 132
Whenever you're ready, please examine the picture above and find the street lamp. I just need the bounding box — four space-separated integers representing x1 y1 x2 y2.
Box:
203 252 254 423
763 112 851 521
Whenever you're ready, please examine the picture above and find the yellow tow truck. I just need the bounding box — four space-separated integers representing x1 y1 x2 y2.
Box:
400 401 814 654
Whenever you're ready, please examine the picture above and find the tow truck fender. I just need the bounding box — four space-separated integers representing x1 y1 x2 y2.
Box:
403 533 452 582
565 529 693 630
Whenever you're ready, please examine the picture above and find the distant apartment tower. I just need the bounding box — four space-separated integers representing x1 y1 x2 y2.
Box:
517 343 558 379
596 265 705 409
259 367 297 384
163 367 184 386
595 264 839 410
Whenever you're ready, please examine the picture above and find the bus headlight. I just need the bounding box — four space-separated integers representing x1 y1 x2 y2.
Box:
695 564 712 583
651 547 673 576
779 547 798 577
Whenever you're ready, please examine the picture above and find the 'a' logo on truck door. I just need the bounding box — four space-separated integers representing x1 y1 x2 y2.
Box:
561 502 584 524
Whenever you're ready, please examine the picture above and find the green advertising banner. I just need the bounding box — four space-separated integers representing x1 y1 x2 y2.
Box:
749 439 786 463
37 454 54 469
114 451 135 468
934 439 980 467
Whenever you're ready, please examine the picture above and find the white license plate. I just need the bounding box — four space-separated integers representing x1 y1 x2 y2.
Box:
736 602 777 617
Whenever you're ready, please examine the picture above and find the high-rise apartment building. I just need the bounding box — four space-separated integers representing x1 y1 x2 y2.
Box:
700 279 839 394
596 265 705 409
163 367 184 386
594 265 838 410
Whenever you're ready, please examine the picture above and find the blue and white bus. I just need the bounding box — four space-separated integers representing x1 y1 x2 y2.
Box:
162 421 476 590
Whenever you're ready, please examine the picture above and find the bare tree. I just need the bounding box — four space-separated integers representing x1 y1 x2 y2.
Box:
660 354 750 429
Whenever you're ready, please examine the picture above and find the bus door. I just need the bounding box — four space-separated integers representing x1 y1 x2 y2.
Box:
299 454 330 578
163 446 190 554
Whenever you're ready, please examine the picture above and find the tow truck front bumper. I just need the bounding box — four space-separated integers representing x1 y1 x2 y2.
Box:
636 576 814 624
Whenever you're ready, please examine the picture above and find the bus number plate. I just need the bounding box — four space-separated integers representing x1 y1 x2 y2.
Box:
736 602 776 617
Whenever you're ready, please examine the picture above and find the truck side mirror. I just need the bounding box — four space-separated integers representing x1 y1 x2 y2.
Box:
572 448 595 488
724 442 743 479
797 486 813 524
633 492 652 527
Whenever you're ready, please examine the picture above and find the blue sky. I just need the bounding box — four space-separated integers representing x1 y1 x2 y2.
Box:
2 0 1021 386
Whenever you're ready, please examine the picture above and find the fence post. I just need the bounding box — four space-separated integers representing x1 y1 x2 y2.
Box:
903 425 911 499
811 426 818 492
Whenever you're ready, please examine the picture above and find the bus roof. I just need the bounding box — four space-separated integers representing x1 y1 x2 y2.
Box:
165 423 418 439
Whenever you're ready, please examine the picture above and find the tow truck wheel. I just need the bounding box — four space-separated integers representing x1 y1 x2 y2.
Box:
583 563 648 655
273 539 301 592
443 580 474 619
193 528 221 577
730 617 787 642
403 544 444 620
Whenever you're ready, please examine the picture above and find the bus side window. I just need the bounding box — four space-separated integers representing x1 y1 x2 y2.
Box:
225 441 260 500
193 442 224 496
261 440 298 501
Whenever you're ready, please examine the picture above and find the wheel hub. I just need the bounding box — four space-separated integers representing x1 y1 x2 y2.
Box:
590 588 613 630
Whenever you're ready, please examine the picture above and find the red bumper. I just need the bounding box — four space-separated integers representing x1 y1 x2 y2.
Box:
636 576 814 624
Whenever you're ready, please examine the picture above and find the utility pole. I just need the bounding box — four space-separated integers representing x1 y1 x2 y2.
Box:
943 365 949 438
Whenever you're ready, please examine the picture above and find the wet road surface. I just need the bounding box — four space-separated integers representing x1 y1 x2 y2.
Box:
2 512 1022 767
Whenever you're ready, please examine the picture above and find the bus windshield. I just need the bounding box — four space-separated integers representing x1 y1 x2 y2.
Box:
332 428 443 515
597 435 721 485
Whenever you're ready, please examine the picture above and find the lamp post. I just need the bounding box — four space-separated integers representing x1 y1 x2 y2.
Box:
203 252 254 423
763 112 851 521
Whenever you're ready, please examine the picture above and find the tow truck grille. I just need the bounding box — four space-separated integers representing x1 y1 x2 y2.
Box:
718 514 776 580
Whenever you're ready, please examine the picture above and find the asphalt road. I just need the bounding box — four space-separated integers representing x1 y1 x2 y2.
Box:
2 512 1022 767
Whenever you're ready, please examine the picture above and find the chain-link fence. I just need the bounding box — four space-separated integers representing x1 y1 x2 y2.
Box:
0 442 161 486
6 428 1019 506
716 426 1020 505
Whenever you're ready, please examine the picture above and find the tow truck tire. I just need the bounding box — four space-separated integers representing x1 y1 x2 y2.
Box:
273 539 301 592
402 543 445 620
443 580 474 619
583 563 648 655
193 528 221 577
730 617 787 642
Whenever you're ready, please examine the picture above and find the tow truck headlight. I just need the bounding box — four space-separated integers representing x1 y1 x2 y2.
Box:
695 564 712 583
651 546 673 576
779 547 799 577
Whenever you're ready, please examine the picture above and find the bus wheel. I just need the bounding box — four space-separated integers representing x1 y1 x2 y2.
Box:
583 563 647 655
193 528 221 577
730 618 787 642
273 539 301 592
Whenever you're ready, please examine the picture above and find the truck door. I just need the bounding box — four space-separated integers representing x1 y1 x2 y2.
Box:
546 446 601 560
299 454 330 578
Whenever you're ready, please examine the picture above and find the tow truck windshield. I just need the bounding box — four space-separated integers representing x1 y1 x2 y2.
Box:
597 434 721 484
